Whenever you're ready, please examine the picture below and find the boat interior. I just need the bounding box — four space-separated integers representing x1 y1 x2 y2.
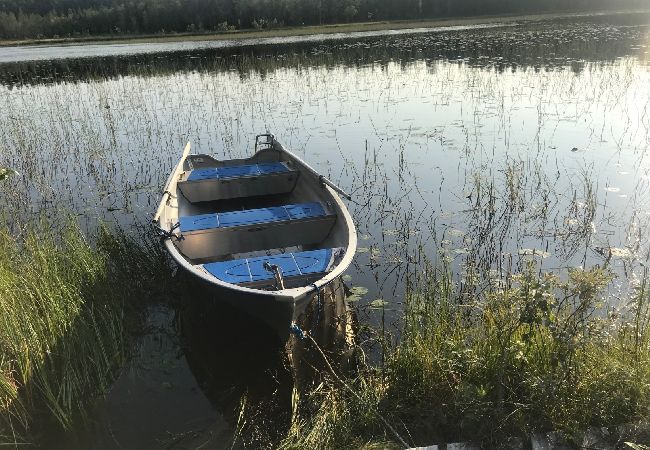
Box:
165 140 350 291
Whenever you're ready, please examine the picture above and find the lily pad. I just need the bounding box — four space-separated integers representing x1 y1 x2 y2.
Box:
447 228 465 237
518 248 550 258
357 247 370 254
610 247 632 258
347 286 369 302
0 167 17 181
342 274 352 282
369 299 388 309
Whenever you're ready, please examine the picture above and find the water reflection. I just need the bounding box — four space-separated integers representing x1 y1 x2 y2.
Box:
181 298 291 448
2 13 650 446
0 15 648 88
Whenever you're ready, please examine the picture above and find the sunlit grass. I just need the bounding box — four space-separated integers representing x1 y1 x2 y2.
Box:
0 221 174 444
282 264 650 448
0 16 649 447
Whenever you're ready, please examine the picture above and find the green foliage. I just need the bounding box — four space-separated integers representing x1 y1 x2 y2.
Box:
0 221 174 444
0 0 646 39
0 167 16 181
282 265 650 448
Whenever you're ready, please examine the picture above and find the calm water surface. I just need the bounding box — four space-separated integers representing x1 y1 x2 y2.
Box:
1 13 650 447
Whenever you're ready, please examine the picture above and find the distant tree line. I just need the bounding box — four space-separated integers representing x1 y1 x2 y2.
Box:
0 0 645 40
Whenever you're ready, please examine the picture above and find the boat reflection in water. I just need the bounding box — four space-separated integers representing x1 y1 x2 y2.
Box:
180 275 356 448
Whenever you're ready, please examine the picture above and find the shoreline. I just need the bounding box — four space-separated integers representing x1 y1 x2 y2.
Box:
0 9 647 48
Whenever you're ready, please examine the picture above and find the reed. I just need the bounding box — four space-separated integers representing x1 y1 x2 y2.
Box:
0 220 173 445
281 263 650 448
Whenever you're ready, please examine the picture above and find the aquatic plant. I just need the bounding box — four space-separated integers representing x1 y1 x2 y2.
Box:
0 221 174 444
281 263 650 448
0 167 16 181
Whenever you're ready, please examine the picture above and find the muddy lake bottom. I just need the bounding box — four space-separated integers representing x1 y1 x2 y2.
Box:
1 11 650 447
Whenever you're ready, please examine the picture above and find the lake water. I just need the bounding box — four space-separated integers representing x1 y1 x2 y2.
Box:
1 13 650 448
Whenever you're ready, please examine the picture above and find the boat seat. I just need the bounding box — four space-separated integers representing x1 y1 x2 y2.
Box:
175 202 336 260
202 248 338 288
178 161 299 203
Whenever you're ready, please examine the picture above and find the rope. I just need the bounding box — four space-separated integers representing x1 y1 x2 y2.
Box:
289 322 306 340
155 222 182 241
305 334 410 448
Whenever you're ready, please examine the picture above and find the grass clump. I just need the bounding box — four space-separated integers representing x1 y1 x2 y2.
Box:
282 264 650 448
0 221 173 444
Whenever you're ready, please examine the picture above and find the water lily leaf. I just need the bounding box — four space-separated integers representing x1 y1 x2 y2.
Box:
369 299 388 309
610 247 632 258
357 247 370 253
0 167 17 181
350 286 368 296
518 248 550 258
347 286 368 302
342 275 352 282
447 228 465 237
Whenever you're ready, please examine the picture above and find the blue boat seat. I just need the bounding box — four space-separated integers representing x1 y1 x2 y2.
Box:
187 162 290 182
179 202 326 233
203 249 336 286
179 161 299 202
175 202 337 260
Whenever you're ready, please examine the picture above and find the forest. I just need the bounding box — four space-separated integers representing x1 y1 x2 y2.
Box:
0 0 646 40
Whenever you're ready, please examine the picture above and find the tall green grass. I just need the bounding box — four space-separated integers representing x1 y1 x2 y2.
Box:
0 221 173 445
282 264 650 448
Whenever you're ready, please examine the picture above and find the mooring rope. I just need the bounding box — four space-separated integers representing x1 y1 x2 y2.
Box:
155 222 181 241
286 279 409 444
305 333 410 449
289 322 306 340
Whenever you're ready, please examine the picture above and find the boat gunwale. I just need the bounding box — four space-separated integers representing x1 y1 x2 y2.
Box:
155 138 357 303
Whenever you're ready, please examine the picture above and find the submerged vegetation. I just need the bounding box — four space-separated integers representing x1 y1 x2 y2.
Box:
3 221 648 447
0 11 648 448
282 264 650 448
0 221 173 444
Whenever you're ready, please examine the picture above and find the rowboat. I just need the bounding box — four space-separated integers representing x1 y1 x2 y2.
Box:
153 134 357 337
